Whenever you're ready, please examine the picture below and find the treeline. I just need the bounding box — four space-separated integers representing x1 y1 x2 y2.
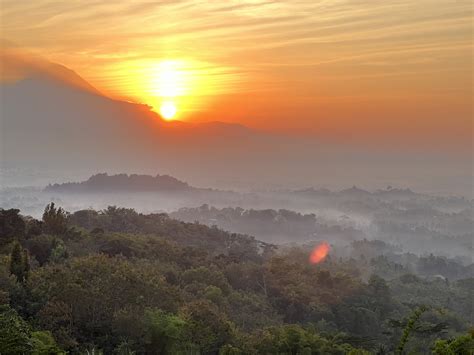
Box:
45 173 192 193
170 205 364 244
0 205 472 354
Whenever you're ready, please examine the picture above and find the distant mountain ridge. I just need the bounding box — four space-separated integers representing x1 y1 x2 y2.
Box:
293 186 417 199
44 172 438 198
0 54 278 182
1 47 102 95
2 52 471 196
45 173 193 193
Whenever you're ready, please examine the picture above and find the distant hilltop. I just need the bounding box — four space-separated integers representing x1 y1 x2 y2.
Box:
293 185 416 198
45 173 192 193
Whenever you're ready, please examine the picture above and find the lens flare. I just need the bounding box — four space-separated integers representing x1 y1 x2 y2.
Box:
309 242 330 264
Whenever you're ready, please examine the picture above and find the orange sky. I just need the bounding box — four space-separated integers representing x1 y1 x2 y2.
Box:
0 0 472 149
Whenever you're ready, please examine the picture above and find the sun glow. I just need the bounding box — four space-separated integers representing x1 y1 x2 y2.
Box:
104 58 241 121
150 60 189 120
160 101 177 120
152 60 186 98
151 61 178 120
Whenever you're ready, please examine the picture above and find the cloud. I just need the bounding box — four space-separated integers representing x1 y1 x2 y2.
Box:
0 0 471 141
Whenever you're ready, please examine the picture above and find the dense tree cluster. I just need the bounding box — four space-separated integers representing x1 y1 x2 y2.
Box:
0 204 472 354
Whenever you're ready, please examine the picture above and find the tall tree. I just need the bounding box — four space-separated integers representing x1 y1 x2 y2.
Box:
0 208 26 246
9 241 29 283
42 203 68 236
22 249 30 281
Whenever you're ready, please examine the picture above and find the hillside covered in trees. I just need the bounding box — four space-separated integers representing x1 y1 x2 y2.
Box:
45 173 193 193
0 204 472 354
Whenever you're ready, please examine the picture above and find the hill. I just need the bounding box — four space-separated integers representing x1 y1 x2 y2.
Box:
45 173 192 193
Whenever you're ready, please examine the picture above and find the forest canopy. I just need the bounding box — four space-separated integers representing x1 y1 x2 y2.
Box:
0 204 472 354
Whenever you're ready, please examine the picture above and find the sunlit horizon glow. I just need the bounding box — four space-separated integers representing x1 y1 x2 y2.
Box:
152 60 186 120
0 0 471 148
94 58 242 120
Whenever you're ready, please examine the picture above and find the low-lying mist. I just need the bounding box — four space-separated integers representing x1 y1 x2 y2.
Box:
1 173 472 262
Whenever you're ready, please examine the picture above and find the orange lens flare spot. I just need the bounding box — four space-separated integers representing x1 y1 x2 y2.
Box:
309 241 330 264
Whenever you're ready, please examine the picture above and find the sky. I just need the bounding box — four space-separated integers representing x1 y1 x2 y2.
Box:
0 0 472 150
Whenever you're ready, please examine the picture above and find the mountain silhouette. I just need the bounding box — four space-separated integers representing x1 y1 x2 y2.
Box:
0 57 286 186
1 55 470 195
1 46 102 95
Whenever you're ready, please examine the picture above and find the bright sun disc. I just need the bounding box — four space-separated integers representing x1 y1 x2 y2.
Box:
160 101 177 120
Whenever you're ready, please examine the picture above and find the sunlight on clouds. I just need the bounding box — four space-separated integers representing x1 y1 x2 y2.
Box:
100 58 244 118
0 0 471 127
152 60 186 98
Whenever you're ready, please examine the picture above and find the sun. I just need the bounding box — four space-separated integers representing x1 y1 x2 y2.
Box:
150 60 188 120
139 58 216 120
109 58 229 121
160 101 177 120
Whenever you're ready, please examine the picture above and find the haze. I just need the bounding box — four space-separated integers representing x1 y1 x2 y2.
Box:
0 1 473 353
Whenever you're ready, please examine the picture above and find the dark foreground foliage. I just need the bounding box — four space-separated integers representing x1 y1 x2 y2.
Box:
0 204 472 354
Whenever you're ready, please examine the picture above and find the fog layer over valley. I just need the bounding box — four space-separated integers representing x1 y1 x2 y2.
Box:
2 173 472 262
